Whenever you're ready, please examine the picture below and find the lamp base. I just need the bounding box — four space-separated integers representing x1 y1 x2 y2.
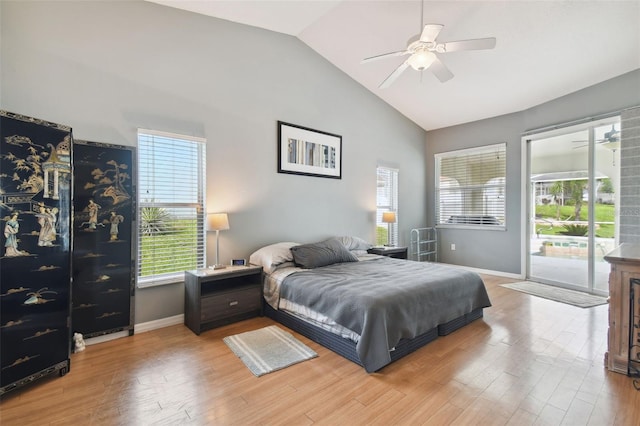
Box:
209 264 227 270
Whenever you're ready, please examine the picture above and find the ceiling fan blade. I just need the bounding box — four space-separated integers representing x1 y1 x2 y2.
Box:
572 138 607 144
379 61 410 89
429 56 454 82
443 37 496 52
361 50 409 64
420 24 444 42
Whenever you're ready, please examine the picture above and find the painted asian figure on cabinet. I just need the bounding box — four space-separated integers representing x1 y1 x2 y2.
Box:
3 212 23 257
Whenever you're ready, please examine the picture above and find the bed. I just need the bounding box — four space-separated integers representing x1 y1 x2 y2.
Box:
250 237 491 373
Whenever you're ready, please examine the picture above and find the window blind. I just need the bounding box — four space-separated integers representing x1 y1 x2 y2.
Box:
376 167 398 245
137 129 206 287
435 143 506 228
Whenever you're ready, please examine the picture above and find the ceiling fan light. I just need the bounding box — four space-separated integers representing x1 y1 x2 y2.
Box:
408 50 436 71
603 141 620 151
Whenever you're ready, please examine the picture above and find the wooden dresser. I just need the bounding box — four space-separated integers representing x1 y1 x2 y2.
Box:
604 243 640 374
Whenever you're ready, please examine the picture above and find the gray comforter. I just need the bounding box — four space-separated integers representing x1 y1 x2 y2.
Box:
279 257 491 372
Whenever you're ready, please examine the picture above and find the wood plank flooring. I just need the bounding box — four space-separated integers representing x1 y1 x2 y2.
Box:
1 274 639 425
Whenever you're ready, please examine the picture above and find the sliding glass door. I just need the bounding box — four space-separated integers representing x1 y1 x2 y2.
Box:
527 117 619 295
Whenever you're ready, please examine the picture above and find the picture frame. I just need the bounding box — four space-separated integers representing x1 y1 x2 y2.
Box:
277 121 342 179
231 259 246 266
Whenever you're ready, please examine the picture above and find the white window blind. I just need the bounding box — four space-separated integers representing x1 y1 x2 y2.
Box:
137 129 206 287
376 167 398 245
435 143 506 228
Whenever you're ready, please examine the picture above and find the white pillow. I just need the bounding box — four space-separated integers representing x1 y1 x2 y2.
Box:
249 242 299 274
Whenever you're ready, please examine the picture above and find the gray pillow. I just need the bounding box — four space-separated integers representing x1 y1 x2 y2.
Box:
290 238 359 269
335 235 372 251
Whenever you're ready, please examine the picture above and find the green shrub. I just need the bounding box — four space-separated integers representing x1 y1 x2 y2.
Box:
560 224 588 236
376 226 388 246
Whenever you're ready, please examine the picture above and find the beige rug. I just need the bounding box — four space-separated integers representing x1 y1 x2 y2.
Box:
500 281 608 308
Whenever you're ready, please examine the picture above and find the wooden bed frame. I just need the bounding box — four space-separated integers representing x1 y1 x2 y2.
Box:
264 302 484 371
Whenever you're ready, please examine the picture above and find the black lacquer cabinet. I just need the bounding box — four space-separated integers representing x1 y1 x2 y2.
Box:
0 111 73 395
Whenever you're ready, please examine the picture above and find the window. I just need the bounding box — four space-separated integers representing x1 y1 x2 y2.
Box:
376 166 398 245
435 143 506 228
137 129 206 287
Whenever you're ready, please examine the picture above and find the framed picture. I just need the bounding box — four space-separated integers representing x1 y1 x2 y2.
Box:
277 121 342 179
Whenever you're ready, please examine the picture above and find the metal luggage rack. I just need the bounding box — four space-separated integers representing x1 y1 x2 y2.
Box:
410 227 437 262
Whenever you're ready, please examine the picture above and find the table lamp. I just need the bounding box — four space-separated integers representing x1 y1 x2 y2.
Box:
382 211 396 247
208 213 229 269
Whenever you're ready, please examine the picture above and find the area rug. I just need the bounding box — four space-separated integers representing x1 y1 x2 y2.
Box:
223 325 317 377
500 281 608 308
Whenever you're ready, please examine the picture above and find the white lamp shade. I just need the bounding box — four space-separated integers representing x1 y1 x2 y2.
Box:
208 213 230 231
382 212 396 223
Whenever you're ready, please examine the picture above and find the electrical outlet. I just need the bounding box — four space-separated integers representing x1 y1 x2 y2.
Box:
451 243 456 251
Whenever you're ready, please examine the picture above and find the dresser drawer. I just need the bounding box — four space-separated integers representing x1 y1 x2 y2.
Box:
201 286 261 322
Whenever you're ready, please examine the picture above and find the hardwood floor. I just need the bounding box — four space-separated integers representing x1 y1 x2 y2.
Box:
1 274 639 425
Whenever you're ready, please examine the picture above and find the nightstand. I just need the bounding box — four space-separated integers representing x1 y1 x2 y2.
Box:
184 265 263 335
367 246 408 259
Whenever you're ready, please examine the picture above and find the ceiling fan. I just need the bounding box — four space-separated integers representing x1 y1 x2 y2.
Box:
361 2 496 88
572 124 620 149
571 124 621 165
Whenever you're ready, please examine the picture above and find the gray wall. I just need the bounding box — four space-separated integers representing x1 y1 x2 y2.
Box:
426 69 640 274
1 1 427 323
426 112 524 273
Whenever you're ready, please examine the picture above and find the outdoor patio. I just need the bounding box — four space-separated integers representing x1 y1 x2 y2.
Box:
530 235 612 294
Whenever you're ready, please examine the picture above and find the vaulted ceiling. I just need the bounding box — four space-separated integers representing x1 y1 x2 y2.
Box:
147 0 640 131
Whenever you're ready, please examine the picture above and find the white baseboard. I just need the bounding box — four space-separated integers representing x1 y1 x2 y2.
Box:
134 314 184 334
439 262 524 280
85 331 129 346
81 314 184 347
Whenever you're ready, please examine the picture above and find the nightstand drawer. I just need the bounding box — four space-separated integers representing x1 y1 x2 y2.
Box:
201 286 261 322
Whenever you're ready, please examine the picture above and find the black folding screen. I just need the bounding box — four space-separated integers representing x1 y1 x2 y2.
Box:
1 113 136 395
0 111 72 395
72 140 135 338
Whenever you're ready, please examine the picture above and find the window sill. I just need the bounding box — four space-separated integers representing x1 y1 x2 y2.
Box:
137 274 185 289
437 224 506 231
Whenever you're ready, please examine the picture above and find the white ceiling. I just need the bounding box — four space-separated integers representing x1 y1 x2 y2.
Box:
147 0 640 131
